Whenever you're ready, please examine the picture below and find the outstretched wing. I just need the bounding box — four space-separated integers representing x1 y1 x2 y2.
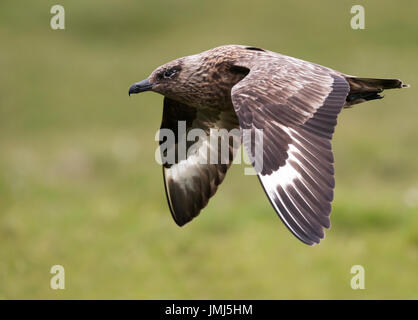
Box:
160 97 240 226
231 51 350 245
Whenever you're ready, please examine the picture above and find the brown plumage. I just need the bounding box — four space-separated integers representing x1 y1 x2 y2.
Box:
129 45 409 245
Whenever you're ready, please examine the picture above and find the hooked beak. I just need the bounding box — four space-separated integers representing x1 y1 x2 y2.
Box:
129 78 154 96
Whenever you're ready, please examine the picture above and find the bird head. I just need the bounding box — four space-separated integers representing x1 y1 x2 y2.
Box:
129 57 189 99
128 47 250 107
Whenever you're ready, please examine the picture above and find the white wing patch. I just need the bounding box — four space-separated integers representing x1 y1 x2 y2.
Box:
261 144 301 188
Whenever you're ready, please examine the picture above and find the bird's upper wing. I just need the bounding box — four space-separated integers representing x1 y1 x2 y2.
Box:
231 51 350 245
159 97 240 226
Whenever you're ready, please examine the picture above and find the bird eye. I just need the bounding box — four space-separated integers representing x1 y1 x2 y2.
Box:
163 68 177 79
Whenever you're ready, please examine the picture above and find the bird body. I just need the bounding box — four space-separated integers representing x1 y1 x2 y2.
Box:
129 45 408 245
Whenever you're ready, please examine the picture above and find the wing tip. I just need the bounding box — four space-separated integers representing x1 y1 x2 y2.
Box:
173 218 189 227
296 231 325 246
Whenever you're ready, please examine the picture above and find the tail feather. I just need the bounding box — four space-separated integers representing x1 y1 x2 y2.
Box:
345 77 409 107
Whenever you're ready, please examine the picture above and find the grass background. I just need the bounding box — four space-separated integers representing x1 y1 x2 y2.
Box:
0 0 417 299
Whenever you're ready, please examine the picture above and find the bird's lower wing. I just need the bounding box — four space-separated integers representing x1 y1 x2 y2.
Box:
160 97 240 226
231 52 350 245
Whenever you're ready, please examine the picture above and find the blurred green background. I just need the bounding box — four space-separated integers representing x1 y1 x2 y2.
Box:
0 0 417 299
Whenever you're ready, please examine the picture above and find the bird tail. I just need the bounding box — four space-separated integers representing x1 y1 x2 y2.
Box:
345 77 409 107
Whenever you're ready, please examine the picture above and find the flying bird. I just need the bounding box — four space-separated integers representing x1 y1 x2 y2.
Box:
129 45 408 245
